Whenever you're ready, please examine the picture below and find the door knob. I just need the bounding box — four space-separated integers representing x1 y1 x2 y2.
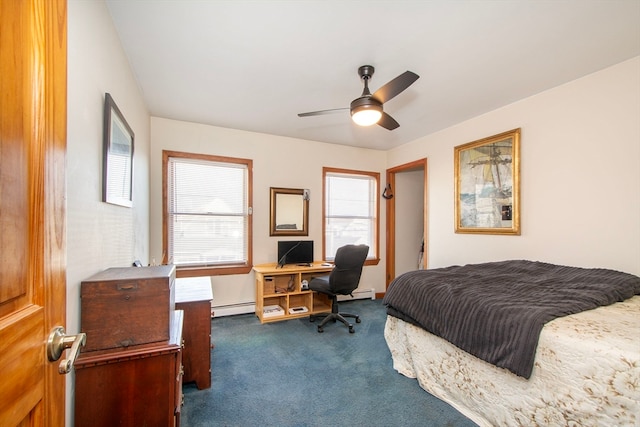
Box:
47 326 86 374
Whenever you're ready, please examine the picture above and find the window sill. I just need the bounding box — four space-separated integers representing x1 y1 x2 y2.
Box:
176 264 252 278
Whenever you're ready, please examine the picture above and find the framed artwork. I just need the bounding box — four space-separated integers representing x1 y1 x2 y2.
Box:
103 93 134 207
454 128 520 235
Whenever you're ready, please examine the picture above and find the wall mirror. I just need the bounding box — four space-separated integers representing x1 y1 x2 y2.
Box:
270 187 309 236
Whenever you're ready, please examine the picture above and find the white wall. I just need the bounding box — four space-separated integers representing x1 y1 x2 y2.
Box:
149 118 387 308
388 57 640 276
67 1 150 425
394 169 425 274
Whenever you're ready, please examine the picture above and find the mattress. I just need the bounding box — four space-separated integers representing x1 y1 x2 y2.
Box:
384 296 640 427
383 260 640 378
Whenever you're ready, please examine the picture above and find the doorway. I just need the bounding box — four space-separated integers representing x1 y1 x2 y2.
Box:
385 159 427 289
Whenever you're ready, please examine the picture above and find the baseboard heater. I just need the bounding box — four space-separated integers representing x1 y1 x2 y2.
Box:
212 288 375 318
337 287 376 302
212 302 256 318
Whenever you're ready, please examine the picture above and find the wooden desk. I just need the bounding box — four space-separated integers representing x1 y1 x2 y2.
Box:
253 262 334 323
175 277 213 390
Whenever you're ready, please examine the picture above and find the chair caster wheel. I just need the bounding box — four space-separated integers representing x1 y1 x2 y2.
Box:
310 317 315 323
349 326 355 333
355 317 361 323
317 326 324 333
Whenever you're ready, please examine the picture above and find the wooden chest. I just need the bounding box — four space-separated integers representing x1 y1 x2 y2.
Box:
81 265 176 352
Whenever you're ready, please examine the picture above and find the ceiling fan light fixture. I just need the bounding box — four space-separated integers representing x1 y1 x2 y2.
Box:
352 107 382 126
298 65 418 131
350 98 383 126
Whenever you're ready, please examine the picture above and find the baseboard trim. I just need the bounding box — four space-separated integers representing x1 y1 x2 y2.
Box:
212 302 256 318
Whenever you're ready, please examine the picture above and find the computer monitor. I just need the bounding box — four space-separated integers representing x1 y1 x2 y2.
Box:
277 240 313 267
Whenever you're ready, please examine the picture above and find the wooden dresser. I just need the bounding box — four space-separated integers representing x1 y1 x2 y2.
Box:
74 310 184 427
175 276 213 389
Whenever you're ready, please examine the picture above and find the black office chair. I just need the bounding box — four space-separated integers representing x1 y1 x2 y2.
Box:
308 244 369 333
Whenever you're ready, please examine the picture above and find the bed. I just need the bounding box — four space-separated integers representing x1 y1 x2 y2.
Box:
383 260 640 427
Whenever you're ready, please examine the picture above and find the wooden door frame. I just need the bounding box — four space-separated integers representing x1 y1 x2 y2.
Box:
385 159 428 290
42 1 69 423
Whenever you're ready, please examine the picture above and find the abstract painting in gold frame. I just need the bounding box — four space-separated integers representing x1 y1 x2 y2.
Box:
454 128 520 235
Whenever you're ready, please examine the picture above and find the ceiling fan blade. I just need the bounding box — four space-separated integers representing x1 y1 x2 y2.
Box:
377 112 399 130
298 107 349 117
372 71 419 104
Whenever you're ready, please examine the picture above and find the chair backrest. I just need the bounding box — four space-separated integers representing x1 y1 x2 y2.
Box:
329 244 369 295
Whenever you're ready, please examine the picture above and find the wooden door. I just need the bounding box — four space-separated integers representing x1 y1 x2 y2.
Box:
0 0 68 426
385 159 428 288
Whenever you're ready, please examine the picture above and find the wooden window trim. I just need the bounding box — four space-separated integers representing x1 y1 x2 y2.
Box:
162 150 253 277
322 166 380 266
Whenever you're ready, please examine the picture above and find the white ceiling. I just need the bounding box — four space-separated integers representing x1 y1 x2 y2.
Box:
105 0 640 150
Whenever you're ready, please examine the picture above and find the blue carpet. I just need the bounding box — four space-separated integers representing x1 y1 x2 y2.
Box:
181 299 476 427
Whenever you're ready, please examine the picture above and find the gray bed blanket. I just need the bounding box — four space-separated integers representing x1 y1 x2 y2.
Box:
383 260 640 378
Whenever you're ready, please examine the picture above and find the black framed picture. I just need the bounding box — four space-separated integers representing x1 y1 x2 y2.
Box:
103 93 134 207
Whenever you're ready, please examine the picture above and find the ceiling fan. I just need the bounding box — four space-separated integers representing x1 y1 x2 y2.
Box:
298 65 419 130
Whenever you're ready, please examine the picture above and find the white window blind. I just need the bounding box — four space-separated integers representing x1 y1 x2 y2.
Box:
324 172 376 260
106 151 131 201
168 157 249 267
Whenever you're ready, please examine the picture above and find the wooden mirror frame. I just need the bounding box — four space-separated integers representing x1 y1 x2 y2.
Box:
269 187 309 236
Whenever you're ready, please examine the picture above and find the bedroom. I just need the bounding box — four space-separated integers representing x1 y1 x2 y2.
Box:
70 0 638 423
3 0 637 425
66 0 639 310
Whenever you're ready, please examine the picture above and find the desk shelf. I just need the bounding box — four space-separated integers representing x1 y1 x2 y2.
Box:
253 263 333 323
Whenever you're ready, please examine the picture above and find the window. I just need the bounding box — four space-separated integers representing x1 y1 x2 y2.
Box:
322 167 379 264
163 150 252 276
